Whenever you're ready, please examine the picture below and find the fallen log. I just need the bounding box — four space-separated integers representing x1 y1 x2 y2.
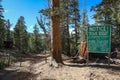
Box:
105 56 120 65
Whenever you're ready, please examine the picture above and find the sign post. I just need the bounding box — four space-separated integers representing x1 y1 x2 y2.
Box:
87 25 111 66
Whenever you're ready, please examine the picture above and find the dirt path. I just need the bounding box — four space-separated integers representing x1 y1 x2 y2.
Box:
0 54 48 80
0 54 120 80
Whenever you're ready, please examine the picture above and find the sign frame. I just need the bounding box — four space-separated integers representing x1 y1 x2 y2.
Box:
86 25 111 66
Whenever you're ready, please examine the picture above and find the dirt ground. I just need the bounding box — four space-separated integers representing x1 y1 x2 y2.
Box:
0 54 120 80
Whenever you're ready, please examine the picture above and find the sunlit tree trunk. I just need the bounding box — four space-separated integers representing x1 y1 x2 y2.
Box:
51 0 63 63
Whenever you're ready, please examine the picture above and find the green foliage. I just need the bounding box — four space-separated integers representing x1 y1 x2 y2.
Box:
39 8 51 18
0 17 5 48
5 19 12 40
28 33 34 52
33 24 42 52
28 24 45 53
37 14 51 50
61 0 80 55
0 1 6 48
0 55 15 70
37 16 47 36
39 0 81 56
14 16 28 51
91 0 120 45
60 0 72 56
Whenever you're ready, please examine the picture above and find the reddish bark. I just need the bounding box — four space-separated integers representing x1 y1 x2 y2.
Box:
51 0 63 63
80 41 87 58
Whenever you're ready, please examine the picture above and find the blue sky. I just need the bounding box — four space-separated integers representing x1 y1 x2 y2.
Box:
2 0 102 33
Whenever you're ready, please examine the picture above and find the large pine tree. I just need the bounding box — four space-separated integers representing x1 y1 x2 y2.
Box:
0 0 5 48
70 0 81 54
60 0 81 56
51 0 63 64
5 19 11 41
14 16 28 52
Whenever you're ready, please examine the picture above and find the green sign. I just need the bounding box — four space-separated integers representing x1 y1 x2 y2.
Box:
87 25 111 53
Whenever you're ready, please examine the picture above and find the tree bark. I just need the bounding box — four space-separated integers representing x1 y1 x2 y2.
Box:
51 0 63 64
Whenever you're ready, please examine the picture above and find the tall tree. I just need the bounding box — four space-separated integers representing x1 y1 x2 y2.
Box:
39 0 81 57
33 24 42 52
60 0 71 56
91 0 120 46
0 0 5 48
14 16 28 51
60 0 81 56
5 19 12 40
51 0 63 64
72 0 81 54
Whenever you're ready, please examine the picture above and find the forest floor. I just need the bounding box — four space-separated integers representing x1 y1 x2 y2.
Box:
0 53 120 80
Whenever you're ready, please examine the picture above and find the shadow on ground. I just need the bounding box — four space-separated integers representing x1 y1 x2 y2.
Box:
64 62 120 71
16 54 50 64
90 64 120 71
0 69 35 80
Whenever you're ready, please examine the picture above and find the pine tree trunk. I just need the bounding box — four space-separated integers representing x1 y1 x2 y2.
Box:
74 1 78 54
66 17 71 56
51 0 63 64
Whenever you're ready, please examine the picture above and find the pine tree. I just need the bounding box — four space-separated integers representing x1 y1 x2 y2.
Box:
33 24 42 53
91 0 120 46
60 0 81 56
39 0 81 57
5 19 11 41
60 0 71 56
28 33 34 52
51 0 63 64
72 0 81 54
14 16 28 52
0 0 5 48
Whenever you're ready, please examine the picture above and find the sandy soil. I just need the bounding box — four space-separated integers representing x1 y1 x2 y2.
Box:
0 54 120 80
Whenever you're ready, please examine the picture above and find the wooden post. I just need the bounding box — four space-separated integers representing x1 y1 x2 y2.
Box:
108 52 110 66
87 51 89 66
